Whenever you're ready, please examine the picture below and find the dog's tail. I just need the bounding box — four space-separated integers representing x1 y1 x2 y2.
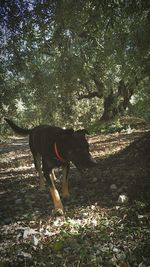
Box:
4 118 32 136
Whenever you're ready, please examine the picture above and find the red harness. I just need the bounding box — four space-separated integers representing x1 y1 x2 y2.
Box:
54 142 66 163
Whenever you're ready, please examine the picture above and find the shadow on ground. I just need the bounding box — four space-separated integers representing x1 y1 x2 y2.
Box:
0 130 150 266
0 131 150 223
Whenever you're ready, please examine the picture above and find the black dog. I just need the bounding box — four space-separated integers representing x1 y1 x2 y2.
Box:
5 118 95 214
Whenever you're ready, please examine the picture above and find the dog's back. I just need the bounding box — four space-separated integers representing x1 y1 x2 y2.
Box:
29 125 64 156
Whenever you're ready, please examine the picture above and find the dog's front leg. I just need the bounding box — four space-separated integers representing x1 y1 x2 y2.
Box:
62 163 70 199
43 164 64 214
49 170 64 214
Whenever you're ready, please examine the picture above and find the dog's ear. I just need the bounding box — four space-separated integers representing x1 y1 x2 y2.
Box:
76 129 89 135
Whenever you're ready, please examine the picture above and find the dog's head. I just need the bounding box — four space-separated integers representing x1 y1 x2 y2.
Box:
62 129 96 170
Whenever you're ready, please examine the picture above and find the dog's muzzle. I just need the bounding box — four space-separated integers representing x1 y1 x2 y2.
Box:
74 157 97 172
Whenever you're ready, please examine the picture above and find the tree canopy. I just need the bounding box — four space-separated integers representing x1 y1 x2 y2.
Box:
1 0 150 128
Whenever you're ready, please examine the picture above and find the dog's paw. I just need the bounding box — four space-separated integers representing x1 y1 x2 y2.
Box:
52 208 64 216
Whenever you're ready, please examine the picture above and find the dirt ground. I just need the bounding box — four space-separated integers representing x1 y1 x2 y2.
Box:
0 127 150 267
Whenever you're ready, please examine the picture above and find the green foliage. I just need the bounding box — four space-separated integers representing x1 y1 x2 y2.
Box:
87 121 130 134
129 79 150 121
0 1 149 128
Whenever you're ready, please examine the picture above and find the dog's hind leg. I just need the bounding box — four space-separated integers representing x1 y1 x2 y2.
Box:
34 154 45 190
62 163 70 199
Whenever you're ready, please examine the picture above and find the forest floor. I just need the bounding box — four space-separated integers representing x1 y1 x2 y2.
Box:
0 125 150 267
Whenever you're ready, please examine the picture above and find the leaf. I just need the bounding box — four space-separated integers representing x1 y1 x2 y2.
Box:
52 240 64 252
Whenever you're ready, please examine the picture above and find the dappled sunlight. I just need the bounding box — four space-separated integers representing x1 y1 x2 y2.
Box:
0 129 150 266
89 130 145 159
1 0 150 264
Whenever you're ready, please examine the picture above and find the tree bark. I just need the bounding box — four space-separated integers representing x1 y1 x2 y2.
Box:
100 80 135 122
78 78 136 122
100 90 118 121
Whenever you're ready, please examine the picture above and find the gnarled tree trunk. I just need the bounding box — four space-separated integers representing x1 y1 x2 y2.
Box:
100 80 135 122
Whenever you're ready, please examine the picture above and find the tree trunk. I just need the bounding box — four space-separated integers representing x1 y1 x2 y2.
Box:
100 90 118 121
78 78 136 122
100 80 134 122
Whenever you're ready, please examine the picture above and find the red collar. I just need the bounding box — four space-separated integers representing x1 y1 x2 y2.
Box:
54 142 66 163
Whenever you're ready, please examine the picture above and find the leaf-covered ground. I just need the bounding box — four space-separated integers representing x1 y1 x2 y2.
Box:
0 127 150 267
